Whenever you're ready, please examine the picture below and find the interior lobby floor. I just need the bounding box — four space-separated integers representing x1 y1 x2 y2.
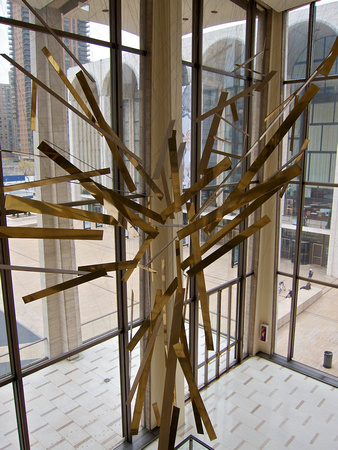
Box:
174 356 338 449
1 354 337 449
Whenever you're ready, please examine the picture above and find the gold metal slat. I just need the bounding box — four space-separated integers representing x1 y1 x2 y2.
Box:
23 269 107 303
198 91 228 174
1 168 110 193
187 216 271 277
187 202 214 351
173 343 217 441
30 80 37 130
0 226 103 240
5 195 120 227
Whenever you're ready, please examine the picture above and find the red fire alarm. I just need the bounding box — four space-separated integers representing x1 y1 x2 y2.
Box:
260 324 269 342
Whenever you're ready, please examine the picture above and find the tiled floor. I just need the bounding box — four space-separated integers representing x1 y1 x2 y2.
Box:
172 356 338 449
1 353 338 449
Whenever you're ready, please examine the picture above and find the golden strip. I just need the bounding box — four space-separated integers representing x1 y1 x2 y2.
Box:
198 91 228 174
41 46 95 122
179 320 204 435
122 235 154 282
214 135 232 145
216 114 249 136
0 264 88 276
20 0 95 83
232 49 264 72
235 64 265 76
0 226 103 240
187 216 271 278
264 93 295 123
151 277 178 320
161 168 174 218
124 152 164 200
23 269 107 303
177 142 186 169
37 141 105 203
211 149 241 159
2 168 110 193
175 240 183 293
158 289 185 448
169 131 182 212
230 102 239 122
76 71 136 193
168 406 180 449
152 403 161 427
5 194 120 227
181 186 280 271
203 84 319 235
177 163 301 241
161 156 231 220
0 55 139 166
137 264 157 274
102 192 159 239
255 70 277 92
126 313 163 406
316 37 338 77
187 203 213 351
195 72 276 122
30 80 37 130
173 343 217 441
289 95 298 153
102 185 164 225
153 119 176 179
131 328 155 434
127 289 162 352
78 261 137 272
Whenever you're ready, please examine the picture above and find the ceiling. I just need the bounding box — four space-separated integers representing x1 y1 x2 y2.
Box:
14 0 315 33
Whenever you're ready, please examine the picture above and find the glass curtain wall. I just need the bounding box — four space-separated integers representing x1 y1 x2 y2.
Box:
276 0 338 380
182 0 267 389
0 0 144 446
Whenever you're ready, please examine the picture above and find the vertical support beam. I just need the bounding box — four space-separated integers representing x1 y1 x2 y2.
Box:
252 9 283 356
236 0 255 362
110 0 131 441
189 0 203 381
287 2 315 360
0 155 30 449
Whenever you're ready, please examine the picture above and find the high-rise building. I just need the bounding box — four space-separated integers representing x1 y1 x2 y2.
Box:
6 0 90 156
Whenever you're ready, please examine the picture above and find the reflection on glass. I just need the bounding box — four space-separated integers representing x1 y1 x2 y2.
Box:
293 281 338 377
24 340 124 448
306 79 338 184
312 0 338 76
279 184 299 274
275 274 293 358
122 0 140 49
182 0 192 62
203 0 246 73
285 5 310 80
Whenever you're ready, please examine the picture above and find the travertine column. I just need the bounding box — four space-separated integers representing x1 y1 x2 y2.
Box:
33 6 81 358
252 10 283 355
143 0 185 432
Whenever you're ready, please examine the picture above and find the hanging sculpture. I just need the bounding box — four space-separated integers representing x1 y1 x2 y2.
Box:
1 2 337 446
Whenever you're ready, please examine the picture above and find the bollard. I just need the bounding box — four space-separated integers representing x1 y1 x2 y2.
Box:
323 351 333 369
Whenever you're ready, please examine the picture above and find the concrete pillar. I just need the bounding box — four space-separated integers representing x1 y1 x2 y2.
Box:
142 0 185 431
252 11 283 356
33 6 82 358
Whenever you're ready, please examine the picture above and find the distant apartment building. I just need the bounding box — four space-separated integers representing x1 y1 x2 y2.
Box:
6 0 90 156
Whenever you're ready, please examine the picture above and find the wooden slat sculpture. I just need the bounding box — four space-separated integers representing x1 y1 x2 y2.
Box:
1 4 337 443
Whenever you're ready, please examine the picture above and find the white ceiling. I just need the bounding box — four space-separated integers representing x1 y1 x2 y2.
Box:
13 0 316 32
